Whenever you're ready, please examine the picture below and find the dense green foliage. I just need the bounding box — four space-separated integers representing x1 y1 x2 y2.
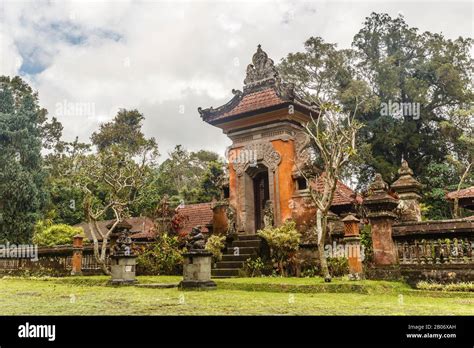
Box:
32 222 84 247
278 12 473 218
204 235 226 261
416 281 474 292
243 257 266 277
136 233 184 275
156 145 224 205
258 221 301 276
0 77 50 243
327 257 349 277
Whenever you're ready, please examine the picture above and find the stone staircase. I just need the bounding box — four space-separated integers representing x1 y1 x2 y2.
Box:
211 234 262 278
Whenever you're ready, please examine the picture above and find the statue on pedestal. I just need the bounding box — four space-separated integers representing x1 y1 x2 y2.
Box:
185 226 206 251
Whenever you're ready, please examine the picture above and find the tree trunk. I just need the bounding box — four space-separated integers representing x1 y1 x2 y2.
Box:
316 208 331 282
453 198 459 219
99 237 111 276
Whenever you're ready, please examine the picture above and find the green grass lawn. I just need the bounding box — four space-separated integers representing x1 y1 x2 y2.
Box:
0 275 473 315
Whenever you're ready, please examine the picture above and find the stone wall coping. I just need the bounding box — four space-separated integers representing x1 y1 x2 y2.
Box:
393 219 474 237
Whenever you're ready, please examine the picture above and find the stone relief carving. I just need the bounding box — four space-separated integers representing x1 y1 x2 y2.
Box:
294 132 311 168
231 141 281 176
263 200 274 228
226 205 237 235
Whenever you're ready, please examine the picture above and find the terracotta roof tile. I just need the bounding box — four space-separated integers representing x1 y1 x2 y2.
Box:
175 202 214 234
310 174 362 206
446 186 474 200
74 216 156 241
211 87 286 121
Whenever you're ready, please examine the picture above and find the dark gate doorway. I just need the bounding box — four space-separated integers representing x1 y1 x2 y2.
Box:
253 170 269 231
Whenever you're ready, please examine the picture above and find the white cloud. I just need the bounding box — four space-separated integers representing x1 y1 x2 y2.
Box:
0 31 22 76
1 0 472 159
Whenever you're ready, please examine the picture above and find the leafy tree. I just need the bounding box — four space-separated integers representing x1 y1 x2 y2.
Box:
43 137 91 225
0 76 53 243
298 105 361 282
352 12 473 184
90 109 152 153
156 145 222 204
73 109 159 274
278 13 473 218
181 160 225 203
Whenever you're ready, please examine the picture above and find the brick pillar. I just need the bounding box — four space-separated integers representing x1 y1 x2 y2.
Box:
71 234 83 276
363 174 399 266
212 201 229 235
342 214 363 278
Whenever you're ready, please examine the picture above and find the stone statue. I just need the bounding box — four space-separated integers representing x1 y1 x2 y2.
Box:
226 205 236 235
185 226 206 251
113 232 133 256
263 200 274 228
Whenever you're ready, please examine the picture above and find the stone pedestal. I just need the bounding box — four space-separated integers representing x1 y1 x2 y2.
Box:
179 251 216 289
107 220 136 285
109 256 137 285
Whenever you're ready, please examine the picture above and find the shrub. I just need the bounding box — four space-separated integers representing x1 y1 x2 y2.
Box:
301 265 319 278
327 257 349 277
243 257 266 277
32 223 85 246
136 233 183 275
257 220 301 276
360 224 373 264
416 281 474 292
205 235 226 261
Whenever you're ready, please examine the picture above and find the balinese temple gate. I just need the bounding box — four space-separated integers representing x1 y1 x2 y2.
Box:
199 45 318 234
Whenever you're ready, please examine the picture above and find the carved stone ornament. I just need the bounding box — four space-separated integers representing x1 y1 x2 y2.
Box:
232 141 281 175
294 132 311 168
243 44 279 88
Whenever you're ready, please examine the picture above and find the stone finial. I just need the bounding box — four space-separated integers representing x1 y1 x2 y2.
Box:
364 173 399 219
391 160 422 222
391 160 422 195
370 173 389 192
398 159 413 176
243 45 280 88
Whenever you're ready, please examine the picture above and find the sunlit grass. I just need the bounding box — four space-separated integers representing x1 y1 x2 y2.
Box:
0 276 472 315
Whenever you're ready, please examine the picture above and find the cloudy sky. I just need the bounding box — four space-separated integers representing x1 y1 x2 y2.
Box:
1 0 472 160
